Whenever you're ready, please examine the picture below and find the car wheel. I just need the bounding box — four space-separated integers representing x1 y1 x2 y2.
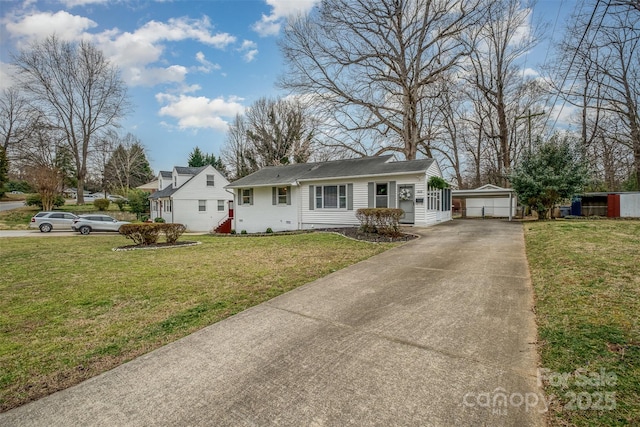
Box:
79 226 91 235
39 223 52 233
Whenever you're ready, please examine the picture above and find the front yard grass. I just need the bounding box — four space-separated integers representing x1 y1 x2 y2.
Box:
0 233 395 411
525 220 640 426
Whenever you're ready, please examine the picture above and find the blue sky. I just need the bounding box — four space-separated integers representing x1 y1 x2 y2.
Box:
0 0 576 173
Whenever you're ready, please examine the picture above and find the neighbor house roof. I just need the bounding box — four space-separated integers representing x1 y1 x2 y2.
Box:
226 156 436 189
149 185 178 199
175 166 207 175
160 171 172 179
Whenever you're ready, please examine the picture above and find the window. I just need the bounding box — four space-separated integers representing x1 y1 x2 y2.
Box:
241 189 252 205
166 200 172 212
198 200 206 212
206 174 215 186
375 183 388 208
277 187 288 204
174 176 177 187
217 200 225 211
315 185 347 209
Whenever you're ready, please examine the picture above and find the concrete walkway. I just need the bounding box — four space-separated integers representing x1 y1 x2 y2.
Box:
1 220 545 426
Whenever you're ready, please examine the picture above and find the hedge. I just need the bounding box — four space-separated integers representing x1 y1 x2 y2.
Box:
119 223 187 245
355 208 404 236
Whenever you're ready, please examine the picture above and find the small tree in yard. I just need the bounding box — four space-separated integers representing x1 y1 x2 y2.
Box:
509 135 587 219
127 189 149 220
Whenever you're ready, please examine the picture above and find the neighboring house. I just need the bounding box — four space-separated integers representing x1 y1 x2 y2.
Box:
224 155 452 233
149 165 232 232
452 184 518 220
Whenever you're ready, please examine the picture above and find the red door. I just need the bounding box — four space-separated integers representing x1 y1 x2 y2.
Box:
607 194 620 217
228 200 234 219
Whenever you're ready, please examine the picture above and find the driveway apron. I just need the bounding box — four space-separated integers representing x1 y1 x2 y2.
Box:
1 219 545 426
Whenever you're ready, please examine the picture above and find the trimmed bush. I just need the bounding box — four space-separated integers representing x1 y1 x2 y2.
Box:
119 223 161 245
162 223 186 244
240 230 247 234
355 208 404 236
154 217 166 223
119 223 187 245
93 198 110 211
266 227 273 234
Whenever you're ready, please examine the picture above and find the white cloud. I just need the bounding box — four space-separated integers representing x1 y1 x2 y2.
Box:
59 0 109 7
194 51 221 73
4 10 97 45
522 67 539 78
156 93 245 131
4 11 236 87
239 40 258 62
252 0 319 37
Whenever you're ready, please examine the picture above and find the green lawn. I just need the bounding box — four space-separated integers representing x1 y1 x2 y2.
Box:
0 233 395 411
525 220 640 426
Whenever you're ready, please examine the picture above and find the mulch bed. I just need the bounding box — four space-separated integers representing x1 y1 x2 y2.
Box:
318 227 419 243
113 241 201 251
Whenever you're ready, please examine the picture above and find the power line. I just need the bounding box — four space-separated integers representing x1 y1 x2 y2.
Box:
542 0 610 133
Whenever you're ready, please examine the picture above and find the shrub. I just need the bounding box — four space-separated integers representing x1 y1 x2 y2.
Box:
154 217 166 223
161 223 186 244
114 199 127 211
230 229 236 234
25 194 65 209
119 223 160 245
240 230 247 234
355 208 404 236
93 198 110 211
119 223 187 245
266 227 273 234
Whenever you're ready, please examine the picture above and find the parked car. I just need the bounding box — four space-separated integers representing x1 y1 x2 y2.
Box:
71 215 130 235
29 211 79 232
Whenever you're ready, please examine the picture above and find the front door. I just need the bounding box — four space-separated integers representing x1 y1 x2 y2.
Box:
398 184 415 224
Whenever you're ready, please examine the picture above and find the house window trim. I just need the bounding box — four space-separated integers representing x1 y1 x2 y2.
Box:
240 188 253 206
198 200 207 212
315 184 348 210
217 200 225 211
206 174 215 187
375 182 389 208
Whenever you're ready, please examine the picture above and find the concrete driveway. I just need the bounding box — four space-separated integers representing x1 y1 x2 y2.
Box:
0 219 545 426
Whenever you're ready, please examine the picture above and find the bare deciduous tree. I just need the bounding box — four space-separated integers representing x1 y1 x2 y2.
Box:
552 1 639 188
279 0 487 160
12 35 130 203
222 98 315 179
0 87 41 160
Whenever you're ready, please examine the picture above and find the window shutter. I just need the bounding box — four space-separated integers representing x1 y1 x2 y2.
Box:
367 182 374 208
287 186 291 205
272 187 277 205
309 185 315 210
347 184 354 210
237 189 242 206
389 181 397 208
249 189 254 205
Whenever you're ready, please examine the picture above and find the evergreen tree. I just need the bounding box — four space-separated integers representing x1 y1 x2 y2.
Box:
509 135 588 219
187 147 206 167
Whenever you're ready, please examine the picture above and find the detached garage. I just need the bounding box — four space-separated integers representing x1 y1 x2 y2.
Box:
452 184 517 221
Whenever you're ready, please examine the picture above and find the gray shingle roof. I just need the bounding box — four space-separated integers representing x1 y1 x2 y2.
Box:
149 185 178 199
226 156 435 188
175 166 207 175
160 171 172 179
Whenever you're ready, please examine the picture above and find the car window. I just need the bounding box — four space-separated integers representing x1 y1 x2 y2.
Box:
35 212 47 217
64 214 76 219
50 213 64 219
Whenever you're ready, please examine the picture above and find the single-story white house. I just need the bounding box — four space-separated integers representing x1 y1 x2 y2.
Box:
148 165 233 232
224 155 452 233
452 184 517 220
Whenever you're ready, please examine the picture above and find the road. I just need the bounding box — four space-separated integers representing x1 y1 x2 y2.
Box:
0 201 25 212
